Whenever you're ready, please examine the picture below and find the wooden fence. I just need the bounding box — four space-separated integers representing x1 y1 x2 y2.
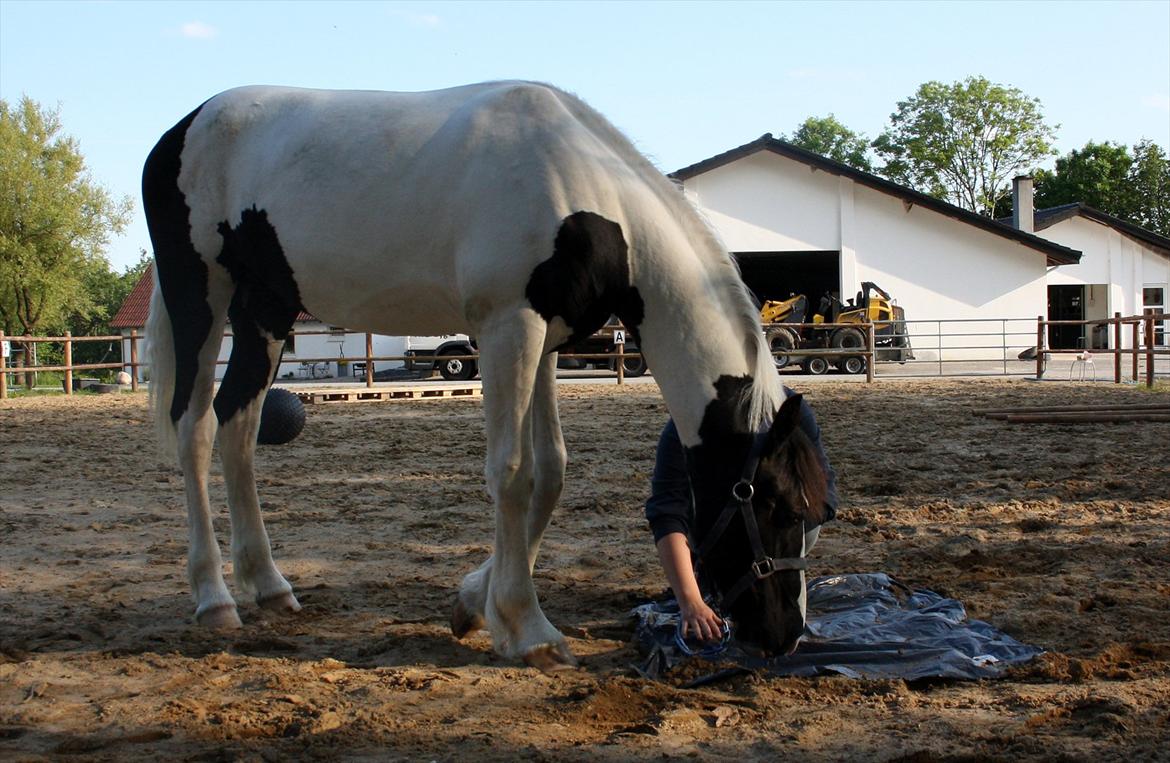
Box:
1036 312 1168 387
2 313 1166 400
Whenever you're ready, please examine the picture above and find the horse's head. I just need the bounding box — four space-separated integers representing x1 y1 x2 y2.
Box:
692 393 828 656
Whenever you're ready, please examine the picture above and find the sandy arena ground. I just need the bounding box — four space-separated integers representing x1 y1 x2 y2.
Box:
1 378 1168 761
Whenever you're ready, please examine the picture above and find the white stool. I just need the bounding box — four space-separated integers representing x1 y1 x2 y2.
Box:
1070 351 1096 381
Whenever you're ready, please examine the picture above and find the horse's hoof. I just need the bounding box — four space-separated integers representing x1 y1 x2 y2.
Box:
523 642 579 673
450 598 485 640
257 591 301 614
197 603 243 630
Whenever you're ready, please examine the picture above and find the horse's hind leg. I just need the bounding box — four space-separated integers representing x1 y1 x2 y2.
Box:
214 285 301 615
169 273 239 628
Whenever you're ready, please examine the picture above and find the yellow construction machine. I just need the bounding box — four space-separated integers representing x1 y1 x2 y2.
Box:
760 282 913 374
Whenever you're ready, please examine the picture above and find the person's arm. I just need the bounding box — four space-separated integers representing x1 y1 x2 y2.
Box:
656 532 724 642
645 420 724 642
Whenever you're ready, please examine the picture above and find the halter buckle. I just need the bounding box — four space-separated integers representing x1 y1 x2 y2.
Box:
751 557 778 579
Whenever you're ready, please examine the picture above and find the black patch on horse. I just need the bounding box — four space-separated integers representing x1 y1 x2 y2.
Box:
212 207 304 424
685 375 757 529
142 103 211 424
525 211 645 349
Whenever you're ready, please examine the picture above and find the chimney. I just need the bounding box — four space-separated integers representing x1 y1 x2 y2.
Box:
1012 176 1034 233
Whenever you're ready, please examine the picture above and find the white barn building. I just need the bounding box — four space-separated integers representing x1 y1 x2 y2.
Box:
1025 203 1169 350
670 135 1083 361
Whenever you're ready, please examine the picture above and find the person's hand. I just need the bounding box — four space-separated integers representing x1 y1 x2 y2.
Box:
677 595 724 643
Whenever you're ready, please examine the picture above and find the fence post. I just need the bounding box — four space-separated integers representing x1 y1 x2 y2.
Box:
64 331 73 396
615 337 625 385
1036 316 1044 379
365 333 374 388
0 331 7 400
1146 315 1156 388
129 329 140 391
1113 312 1122 383
865 318 875 383
1132 320 1140 381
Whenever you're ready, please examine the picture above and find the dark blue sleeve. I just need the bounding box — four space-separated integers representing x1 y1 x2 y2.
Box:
644 419 693 543
794 393 839 523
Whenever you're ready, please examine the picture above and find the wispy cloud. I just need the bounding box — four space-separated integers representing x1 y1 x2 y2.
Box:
388 9 442 29
180 21 219 40
1142 94 1170 113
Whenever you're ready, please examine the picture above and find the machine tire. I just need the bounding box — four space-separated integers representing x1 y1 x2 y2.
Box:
803 356 830 375
840 355 866 375
765 327 798 370
619 354 648 377
831 327 866 351
438 350 477 381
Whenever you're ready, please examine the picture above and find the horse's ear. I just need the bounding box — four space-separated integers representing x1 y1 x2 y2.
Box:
768 393 803 446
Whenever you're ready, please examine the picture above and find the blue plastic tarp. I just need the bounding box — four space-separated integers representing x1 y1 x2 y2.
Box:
631 573 1043 681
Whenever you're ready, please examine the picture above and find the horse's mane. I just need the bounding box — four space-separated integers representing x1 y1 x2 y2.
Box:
776 427 829 527
551 85 786 431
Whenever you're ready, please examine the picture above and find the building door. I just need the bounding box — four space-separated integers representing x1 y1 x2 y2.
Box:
734 251 841 316
1047 285 1084 349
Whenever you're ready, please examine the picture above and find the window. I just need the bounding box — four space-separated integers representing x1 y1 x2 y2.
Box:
1144 285 1166 346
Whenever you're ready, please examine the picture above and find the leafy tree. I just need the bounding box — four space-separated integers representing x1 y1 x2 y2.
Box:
0 97 133 346
66 250 152 366
1128 139 1169 236
1032 141 1134 213
873 76 1058 216
785 115 874 172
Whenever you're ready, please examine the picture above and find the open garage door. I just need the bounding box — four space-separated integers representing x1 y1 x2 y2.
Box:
734 251 840 313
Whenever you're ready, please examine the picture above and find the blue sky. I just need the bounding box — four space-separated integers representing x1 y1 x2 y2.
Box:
2 0 1168 271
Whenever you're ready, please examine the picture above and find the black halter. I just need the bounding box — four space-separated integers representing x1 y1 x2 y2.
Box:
694 429 807 609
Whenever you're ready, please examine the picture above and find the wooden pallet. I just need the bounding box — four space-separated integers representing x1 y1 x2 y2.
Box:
290 385 482 404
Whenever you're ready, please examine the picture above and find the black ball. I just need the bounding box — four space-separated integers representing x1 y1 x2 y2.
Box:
257 388 306 445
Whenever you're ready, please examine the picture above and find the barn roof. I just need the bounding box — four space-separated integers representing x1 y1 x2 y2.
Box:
110 263 316 328
1030 203 1170 258
670 134 1083 267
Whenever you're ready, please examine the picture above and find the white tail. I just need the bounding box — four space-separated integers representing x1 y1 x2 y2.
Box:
145 266 179 461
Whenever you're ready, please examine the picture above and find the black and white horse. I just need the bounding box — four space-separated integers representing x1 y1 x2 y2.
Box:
144 82 827 670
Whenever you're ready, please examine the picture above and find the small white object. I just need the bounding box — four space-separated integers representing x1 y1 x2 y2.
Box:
1 340 9 358
613 329 626 345
116 371 132 385
1070 350 1096 381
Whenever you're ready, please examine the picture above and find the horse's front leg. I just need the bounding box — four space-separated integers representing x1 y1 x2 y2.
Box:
463 310 575 670
452 351 567 638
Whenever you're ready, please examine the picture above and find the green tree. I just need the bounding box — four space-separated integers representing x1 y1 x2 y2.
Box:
873 76 1058 216
0 96 133 343
785 115 874 172
1032 141 1135 213
1128 139 1169 236
66 250 152 366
